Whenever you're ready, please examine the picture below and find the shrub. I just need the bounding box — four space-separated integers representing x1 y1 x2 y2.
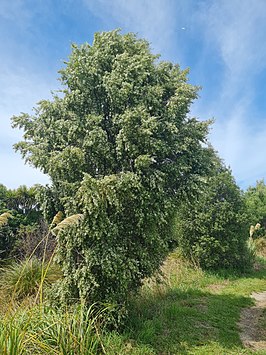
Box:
176 165 252 270
244 180 266 236
0 184 42 261
13 220 56 261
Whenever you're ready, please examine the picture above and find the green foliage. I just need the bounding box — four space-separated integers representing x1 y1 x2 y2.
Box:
104 252 266 354
252 237 266 257
0 251 265 354
176 162 252 270
0 257 61 300
0 304 105 354
244 179 266 237
0 184 42 260
12 30 212 308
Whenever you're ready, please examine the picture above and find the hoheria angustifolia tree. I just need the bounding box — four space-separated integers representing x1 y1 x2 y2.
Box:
12 30 212 308
175 154 252 270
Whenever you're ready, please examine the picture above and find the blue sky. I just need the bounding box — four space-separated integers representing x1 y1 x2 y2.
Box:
1 0 266 189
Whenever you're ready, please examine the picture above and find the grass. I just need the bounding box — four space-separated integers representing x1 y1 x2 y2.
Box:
0 303 106 354
0 251 265 354
103 252 266 354
0 258 61 300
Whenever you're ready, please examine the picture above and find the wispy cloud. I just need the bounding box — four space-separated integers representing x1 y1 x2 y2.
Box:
1 0 266 189
0 0 30 23
193 0 266 187
201 0 266 100
0 1 56 188
0 64 53 188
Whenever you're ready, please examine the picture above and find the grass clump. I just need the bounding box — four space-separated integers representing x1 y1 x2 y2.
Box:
0 303 106 354
0 257 61 302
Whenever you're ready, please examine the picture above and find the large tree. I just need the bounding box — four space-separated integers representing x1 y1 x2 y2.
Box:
12 30 212 306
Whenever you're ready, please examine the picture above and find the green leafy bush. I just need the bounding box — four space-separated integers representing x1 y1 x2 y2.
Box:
0 184 42 260
176 164 252 270
244 179 266 237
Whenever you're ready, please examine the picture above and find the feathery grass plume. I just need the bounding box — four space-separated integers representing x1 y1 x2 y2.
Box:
51 214 84 236
249 225 255 238
50 211 64 228
0 212 12 227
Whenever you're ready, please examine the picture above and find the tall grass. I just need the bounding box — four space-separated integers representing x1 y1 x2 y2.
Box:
0 258 61 302
0 303 107 354
0 212 110 354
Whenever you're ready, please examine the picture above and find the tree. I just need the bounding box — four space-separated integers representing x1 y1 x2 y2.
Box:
12 30 212 307
176 156 251 270
244 180 266 237
0 184 42 260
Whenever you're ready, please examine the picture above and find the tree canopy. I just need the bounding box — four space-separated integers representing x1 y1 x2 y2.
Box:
176 155 251 270
12 30 213 307
244 179 266 237
0 184 41 259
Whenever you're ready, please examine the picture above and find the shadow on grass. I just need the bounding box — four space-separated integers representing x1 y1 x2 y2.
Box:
122 288 253 354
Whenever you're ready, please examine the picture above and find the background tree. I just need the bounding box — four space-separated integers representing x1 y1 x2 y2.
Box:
12 30 212 307
176 155 251 270
0 184 43 260
244 179 266 237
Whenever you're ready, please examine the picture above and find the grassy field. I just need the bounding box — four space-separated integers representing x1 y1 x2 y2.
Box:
0 252 265 354
103 253 266 354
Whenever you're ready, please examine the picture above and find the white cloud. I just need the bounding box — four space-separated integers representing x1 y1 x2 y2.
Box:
0 1 59 188
0 50 55 189
0 64 53 188
1 0 266 189
195 0 266 188
0 152 50 189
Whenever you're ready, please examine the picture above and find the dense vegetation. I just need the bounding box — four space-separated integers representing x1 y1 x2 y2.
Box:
176 159 251 270
0 29 265 354
0 184 43 260
12 30 213 307
244 180 266 235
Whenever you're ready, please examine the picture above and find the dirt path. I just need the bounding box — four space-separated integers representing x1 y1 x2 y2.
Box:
239 291 266 351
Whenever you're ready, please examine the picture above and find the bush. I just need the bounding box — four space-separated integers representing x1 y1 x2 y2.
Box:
13 220 56 261
244 179 266 237
0 184 42 261
176 165 252 270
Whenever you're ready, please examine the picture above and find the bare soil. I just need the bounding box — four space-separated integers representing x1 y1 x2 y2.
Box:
239 291 266 351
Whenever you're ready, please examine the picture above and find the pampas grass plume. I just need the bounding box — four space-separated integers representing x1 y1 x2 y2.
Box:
51 214 83 236
0 212 12 227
